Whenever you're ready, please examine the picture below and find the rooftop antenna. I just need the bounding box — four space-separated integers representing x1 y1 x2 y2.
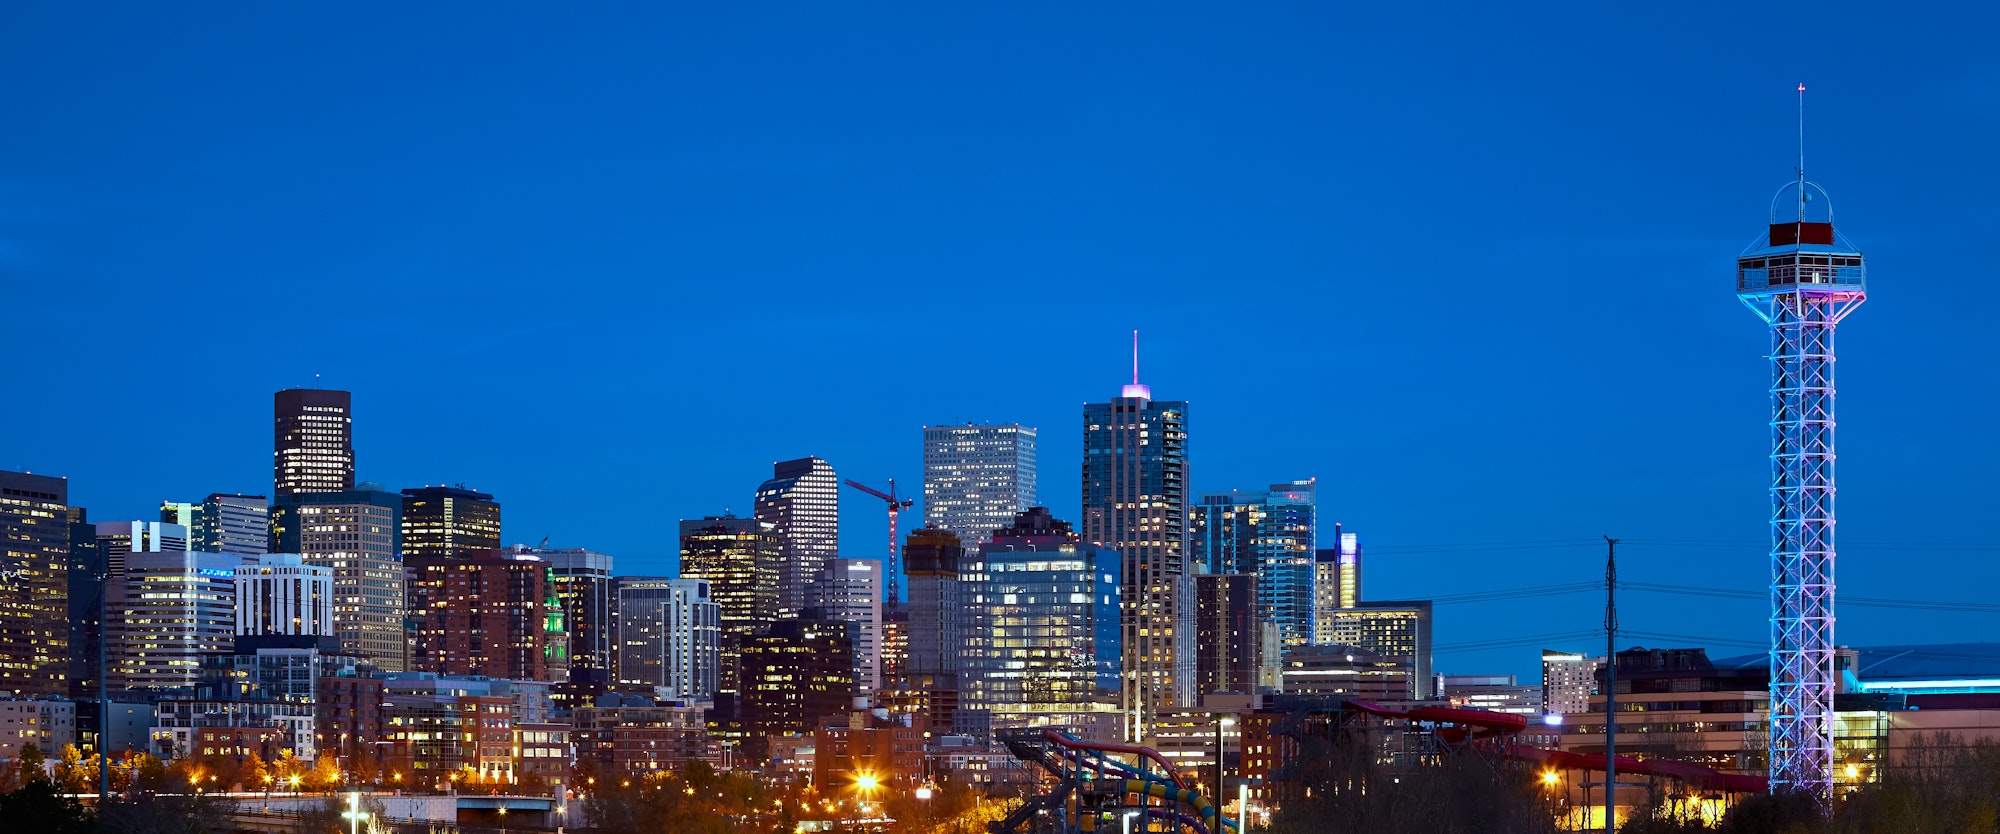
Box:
1796 82 1807 222
1132 329 1140 385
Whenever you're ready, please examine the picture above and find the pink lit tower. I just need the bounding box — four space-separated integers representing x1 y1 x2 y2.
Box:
1734 85 1866 805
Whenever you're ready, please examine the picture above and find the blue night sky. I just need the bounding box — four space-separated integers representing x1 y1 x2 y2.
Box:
4 3 1997 681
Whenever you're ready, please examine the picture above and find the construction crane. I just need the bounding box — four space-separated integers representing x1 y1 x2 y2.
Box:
844 478 913 604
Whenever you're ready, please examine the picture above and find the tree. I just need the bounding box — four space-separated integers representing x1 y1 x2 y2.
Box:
304 755 343 794
0 779 92 834
349 745 380 786
96 791 228 834
17 742 49 785
53 744 88 794
239 751 269 793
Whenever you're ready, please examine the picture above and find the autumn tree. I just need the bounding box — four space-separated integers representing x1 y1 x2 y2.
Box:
52 744 88 794
304 755 343 793
16 742 48 786
240 751 270 792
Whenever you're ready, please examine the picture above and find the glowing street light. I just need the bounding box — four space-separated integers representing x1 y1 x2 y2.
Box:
341 791 370 834
915 785 933 801
1542 770 1561 787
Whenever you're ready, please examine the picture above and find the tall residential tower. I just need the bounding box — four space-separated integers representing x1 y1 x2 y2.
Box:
1082 340 1191 741
755 457 840 620
273 388 354 496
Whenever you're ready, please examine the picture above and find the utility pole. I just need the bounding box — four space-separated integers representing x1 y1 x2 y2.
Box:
98 569 109 801
1603 535 1618 833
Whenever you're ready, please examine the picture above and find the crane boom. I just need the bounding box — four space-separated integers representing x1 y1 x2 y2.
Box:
843 478 914 605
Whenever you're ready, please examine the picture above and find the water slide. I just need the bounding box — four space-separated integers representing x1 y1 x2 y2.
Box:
995 729 1237 833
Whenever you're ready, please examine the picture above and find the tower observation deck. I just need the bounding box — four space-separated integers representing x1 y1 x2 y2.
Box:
1736 140 1866 802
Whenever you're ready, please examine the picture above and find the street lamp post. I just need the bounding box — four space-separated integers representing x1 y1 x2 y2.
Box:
1215 716 1235 804
341 791 369 834
1123 809 1140 834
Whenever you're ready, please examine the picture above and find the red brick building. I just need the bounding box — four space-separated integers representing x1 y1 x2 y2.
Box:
406 550 558 681
572 697 709 776
316 676 385 767
812 712 925 788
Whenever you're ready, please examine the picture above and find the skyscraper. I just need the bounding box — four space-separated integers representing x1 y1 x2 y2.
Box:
1194 573 1260 699
273 388 354 496
809 559 883 704
921 423 1038 547
615 577 721 701
406 548 562 681
65 507 105 699
270 486 406 671
755 457 839 620
1192 480 1317 650
972 508 1122 741
160 494 270 557
95 520 190 576
901 527 963 680
400 486 502 561
1313 525 1361 644
108 551 246 695
741 618 854 741
0 470 71 697
536 547 616 683
1082 348 1191 740
678 515 779 693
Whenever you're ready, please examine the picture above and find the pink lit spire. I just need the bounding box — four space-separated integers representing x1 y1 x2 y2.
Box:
1121 329 1152 399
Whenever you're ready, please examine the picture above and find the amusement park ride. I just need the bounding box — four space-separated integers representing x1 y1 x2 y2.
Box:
992 700 1764 833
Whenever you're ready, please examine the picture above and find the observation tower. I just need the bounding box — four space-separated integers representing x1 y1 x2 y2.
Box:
1734 85 1866 804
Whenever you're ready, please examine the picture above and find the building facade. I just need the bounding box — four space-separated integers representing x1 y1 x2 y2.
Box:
754 457 840 620
1437 674 1543 716
809 559 883 704
1192 481 1316 651
974 508 1123 741
1082 376 1192 739
234 554 335 638
1312 525 1361 644
921 423 1038 547
1279 644 1412 701
1542 649 1606 717
0 470 70 697
400 486 502 561
677 515 778 693
615 577 722 701
108 551 246 695
406 549 562 681
1195 573 1261 698
273 388 355 496
740 618 854 741
161 493 270 557
1320 601 1433 699
271 486 406 671
538 547 616 684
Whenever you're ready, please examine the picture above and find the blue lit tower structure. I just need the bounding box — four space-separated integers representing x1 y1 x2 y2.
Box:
1734 88 1865 803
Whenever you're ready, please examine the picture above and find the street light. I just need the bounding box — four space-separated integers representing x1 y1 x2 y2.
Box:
1215 716 1236 802
340 791 370 834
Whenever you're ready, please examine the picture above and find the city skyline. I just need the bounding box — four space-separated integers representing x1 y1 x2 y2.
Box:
6 5 1998 691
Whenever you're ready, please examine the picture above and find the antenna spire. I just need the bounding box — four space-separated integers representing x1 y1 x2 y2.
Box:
1132 330 1140 385
1797 82 1807 222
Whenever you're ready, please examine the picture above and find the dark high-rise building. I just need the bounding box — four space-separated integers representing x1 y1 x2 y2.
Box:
678 515 779 694
405 548 562 681
66 507 106 699
273 388 354 496
902 527 964 680
1082 356 1191 739
271 486 405 671
534 547 616 683
755 457 839 620
0 470 71 697
1195 573 1261 698
400 486 501 562
741 618 854 739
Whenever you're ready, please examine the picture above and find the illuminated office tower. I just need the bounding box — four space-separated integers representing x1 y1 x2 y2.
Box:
273 388 354 496
1312 525 1361 644
974 508 1122 741
1322 601 1433 699
400 486 501 561
678 516 778 693
1082 343 1192 740
270 485 406 671
0 470 71 697
921 423 1038 546
1191 480 1316 650
755 457 839 619
234 554 334 637
809 559 883 704
1541 649 1605 716
108 551 247 695
616 577 721 701
161 494 270 557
